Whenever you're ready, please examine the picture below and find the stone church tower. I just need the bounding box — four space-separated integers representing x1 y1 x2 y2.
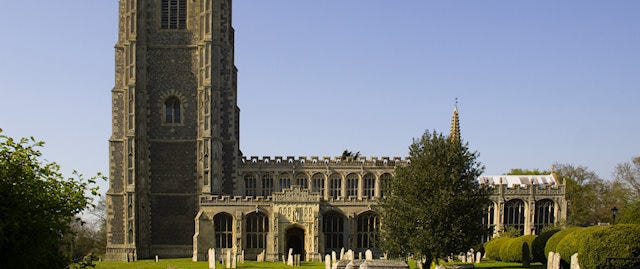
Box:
106 0 240 260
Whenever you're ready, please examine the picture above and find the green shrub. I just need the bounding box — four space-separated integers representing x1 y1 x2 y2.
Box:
555 226 605 264
543 227 579 257
500 235 536 263
484 236 512 261
531 228 559 263
579 224 640 268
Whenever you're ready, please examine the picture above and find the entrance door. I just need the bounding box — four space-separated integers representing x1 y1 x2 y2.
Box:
285 226 305 261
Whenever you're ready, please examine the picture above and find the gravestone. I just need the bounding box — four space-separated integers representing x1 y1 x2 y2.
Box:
208 248 215 269
570 253 580 269
231 252 237 269
332 251 337 263
155 255 159 262
475 252 482 263
226 250 231 269
325 254 332 269
240 250 244 264
257 250 265 262
365 249 373 261
552 252 561 269
347 249 354 260
287 248 294 266
359 252 362 260
340 248 345 260
547 252 554 269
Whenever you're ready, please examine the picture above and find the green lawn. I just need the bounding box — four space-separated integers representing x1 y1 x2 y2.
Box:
95 259 543 269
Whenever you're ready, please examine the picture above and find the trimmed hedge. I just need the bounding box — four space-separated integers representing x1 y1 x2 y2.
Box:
543 227 579 257
484 236 513 261
531 228 559 263
555 226 605 264
500 235 537 263
579 224 640 268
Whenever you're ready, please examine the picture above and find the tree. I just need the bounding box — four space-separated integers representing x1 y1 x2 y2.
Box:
614 156 640 201
341 149 360 160
378 130 490 268
0 130 100 268
505 168 550 175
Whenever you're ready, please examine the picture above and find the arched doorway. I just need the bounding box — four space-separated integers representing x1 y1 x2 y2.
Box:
285 226 305 261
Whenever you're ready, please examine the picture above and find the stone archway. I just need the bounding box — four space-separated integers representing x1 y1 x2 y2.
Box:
285 226 305 261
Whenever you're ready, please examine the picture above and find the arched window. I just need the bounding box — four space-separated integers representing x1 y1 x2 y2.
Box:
245 212 269 249
323 211 344 253
482 202 496 242
279 173 291 191
244 173 256 196
164 96 181 124
329 174 342 199
503 199 525 235
534 199 555 234
380 173 392 197
312 173 325 194
161 0 187 29
356 212 379 250
261 173 273 196
295 173 308 189
346 173 358 197
363 173 375 199
214 212 233 249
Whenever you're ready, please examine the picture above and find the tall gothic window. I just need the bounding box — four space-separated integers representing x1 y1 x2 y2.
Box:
482 203 496 242
346 173 358 197
312 173 325 194
214 213 233 248
279 173 291 191
261 173 273 196
161 0 187 29
323 211 344 253
244 173 256 196
164 96 181 124
245 212 269 249
534 199 555 234
503 199 525 235
356 212 379 250
329 174 342 199
295 173 308 189
380 173 392 197
363 173 375 199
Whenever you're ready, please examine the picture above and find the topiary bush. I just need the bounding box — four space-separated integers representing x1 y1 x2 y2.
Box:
556 226 605 265
579 224 640 268
484 236 513 261
532 228 559 263
500 235 537 263
544 227 579 258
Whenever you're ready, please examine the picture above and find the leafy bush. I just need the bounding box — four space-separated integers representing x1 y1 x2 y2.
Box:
543 227 579 257
531 228 559 263
579 224 640 268
484 236 513 261
556 226 605 264
500 235 536 263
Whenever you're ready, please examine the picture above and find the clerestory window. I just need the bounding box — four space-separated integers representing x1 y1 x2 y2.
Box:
161 0 187 29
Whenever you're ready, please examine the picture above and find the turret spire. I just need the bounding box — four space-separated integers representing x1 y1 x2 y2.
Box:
450 98 461 142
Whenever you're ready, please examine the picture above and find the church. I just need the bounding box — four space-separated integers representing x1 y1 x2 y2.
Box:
105 0 567 261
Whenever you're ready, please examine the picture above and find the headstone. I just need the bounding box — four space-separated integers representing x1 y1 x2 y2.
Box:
365 249 373 261
208 248 215 269
226 250 231 269
475 251 482 263
383 253 388 260
257 250 265 262
240 250 245 264
282 255 286 264
547 252 554 269
231 253 237 269
295 254 301 267
359 252 362 260
570 253 580 269
347 250 354 260
552 252 561 269
332 251 337 263
340 248 345 260
325 254 332 269
155 255 159 262
287 248 294 266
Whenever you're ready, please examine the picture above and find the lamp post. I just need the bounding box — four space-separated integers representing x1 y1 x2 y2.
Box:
611 207 618 225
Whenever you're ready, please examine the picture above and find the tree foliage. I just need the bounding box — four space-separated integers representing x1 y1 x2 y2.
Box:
379 130 490 267
0 130 100 268
504 168 550 175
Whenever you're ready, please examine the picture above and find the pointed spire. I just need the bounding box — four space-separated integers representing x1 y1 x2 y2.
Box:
450 98 461 143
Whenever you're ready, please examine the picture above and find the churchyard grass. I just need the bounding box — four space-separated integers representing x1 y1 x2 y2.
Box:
95 258 542 269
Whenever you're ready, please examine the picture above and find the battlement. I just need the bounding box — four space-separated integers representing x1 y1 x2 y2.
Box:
240 156 410 167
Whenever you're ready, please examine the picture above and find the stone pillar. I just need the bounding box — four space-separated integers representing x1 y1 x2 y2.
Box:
357 174 363 200
341 174 347 199
324 174 330 200
374 174 381 198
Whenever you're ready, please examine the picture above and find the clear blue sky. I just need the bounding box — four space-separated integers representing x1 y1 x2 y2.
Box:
1 1 638 193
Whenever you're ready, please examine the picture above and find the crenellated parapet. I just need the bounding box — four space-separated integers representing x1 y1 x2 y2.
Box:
240 156 409 167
